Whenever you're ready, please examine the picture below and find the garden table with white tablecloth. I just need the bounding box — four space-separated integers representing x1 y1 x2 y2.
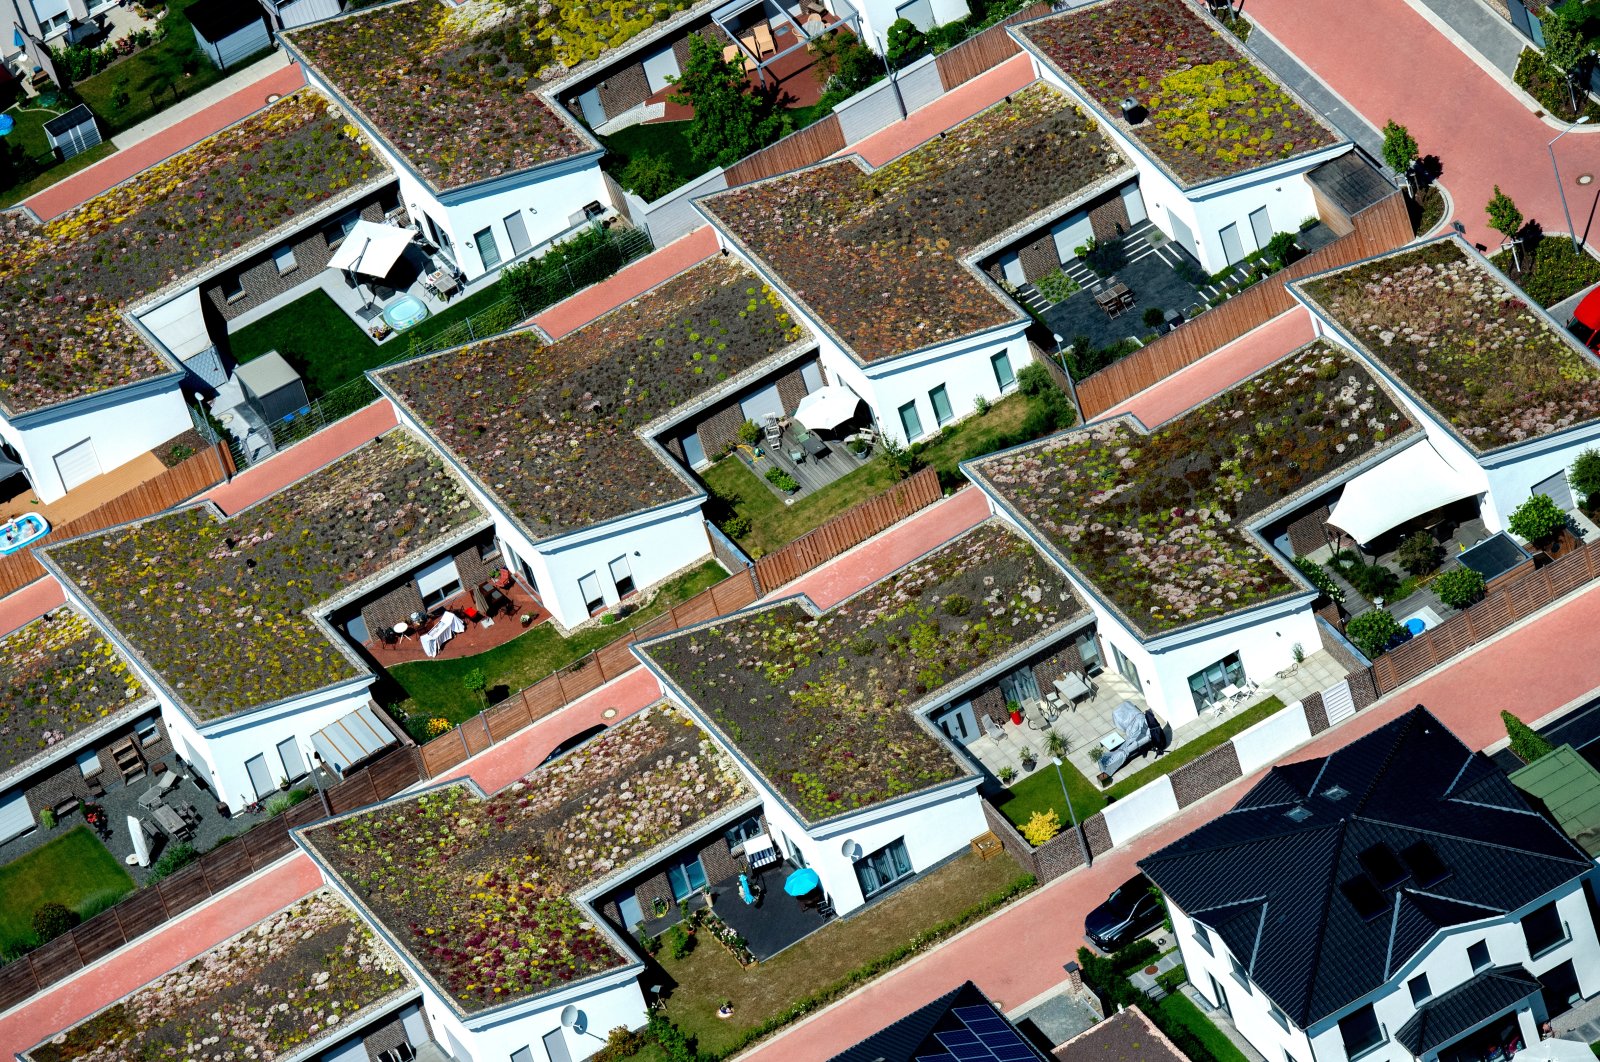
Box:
419 611 466 657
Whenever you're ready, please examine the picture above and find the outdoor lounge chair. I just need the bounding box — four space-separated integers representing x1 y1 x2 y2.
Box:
753 22 776 56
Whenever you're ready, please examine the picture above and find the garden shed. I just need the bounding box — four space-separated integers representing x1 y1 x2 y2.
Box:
237 350 309 425
189 0 271 69
42 105 99 162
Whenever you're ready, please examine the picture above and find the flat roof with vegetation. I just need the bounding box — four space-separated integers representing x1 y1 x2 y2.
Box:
641 521 1085 824
968 343 1417 637
700 84 1131 363
0 90 388 417
1016 0 1339 187
1295 237 1600 452
22 890 412 1062
0 607 149 783
290 0 688 190
299 707 748 1013
46 431 480 723
374 257 808 540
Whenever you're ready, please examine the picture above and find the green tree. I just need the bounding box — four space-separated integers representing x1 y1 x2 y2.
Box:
1381 119 1419 175
1572 448 1600 504
619 152 680 201
669 34 783 169
1507 492 1568 544
1543 11 1587 113
1346 609 1403 659
31 902 78 943
885 17 927 68
463 667 488 708
1433 567 1486 609
1486 185 1525 269
1502 709 1555 763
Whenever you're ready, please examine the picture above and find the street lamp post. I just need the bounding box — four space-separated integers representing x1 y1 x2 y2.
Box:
1549 116 1592 252
1052 756 1090 867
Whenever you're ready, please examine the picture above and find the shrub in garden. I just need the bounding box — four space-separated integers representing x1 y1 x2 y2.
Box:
1265 230 1299 269
1396 531 1442 575
264 792 293 817
1572 449 1600 506
1433 566 1486 609
666 922 692 960
619 153 679 201
738 419 762 444
723 514 752 538
591 1026 650 1062
31 902 78 943
148 842 198 882
1035 268 1081 303
885 17 927 67
764 466 799 492
943 594 971 616
1293 555 1344 602
1508 493 1568 545
1143 306 1167 329
1022 808 1062 846
1017 362 1053 397
1502 710 1554 763
1346 609 1402 658
1326 550 1400 600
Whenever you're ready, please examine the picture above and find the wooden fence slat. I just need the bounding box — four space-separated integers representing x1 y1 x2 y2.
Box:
724 115 846 188
66 908 128 967
0 957 40 1011
934 4 1049 90
23 935 83 985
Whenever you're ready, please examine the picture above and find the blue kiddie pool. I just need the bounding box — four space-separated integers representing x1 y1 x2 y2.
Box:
1404 617 1426 636
382 294 429 332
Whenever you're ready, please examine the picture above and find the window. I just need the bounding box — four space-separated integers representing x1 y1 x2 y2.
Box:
1229 952 1249 988
667 855 707 900
425 213 454 254
1111 643 1143 693
991 351 1016 391
476 226 502 269
511 1048 535 1062
1268 1001 1289 1031
898 401 924 442
277 738 306 783
609 556 635 598
1523 901 1568 957
724 815 763 849
854 838 913 898
1192 922 1213 954
1337 1004 1385 1060
221 273 244 302
1408 973 1432 1006
929 384 954 426
1187 651 1246 712
579 571 606 615
1468 939 1491 971
322 210 360 246
415 554 463 607
135 718 161 746
272 245 297 275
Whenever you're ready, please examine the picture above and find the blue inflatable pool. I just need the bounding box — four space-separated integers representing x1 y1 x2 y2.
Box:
383 294 430 332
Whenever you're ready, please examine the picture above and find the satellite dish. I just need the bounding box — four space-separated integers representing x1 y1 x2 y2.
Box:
840 839 863 861
560 1004 579 1028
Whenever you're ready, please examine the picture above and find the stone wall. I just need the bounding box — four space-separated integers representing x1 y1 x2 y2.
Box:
1088 195 1132 242
205 189 401 323
1166 743 1242 809
1286 503 1333 557
24 713 171 819
361 1006 431 1062
634 870 675 921
1302 690 1330 735
698 835 745 885
1082 811 1113 858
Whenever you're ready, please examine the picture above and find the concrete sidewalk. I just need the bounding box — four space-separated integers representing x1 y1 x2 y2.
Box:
1404 0 1526 77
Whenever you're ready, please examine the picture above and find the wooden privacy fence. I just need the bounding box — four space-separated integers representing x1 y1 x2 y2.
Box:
0 747 423 1012
933 4 1050 90
1073 190 1416 419
0 444 231 599
753 467 943 590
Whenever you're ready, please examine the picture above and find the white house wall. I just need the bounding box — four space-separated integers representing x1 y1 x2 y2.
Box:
1171 905 1318 1062
416 967 647 1062
0 380 189 503
852 0 970 57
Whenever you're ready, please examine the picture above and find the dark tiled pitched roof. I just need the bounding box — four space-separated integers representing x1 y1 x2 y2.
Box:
826 981 1048 1062
1395 966 1541 1055
1140 707 1589 1027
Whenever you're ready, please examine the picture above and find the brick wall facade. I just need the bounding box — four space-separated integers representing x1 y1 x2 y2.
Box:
698 835 746 885
1302 690 1330 735
969 639 1087 729
692 358 821 462
205 188 401 323
634 870 675 921
1166 743 1241 809
1348 667 1380 710
360 1005 431 1062
1286 503 1333 558
1316 616 1368 674
1082 811 1113 858
984 185 1133 285
1033 821 1087 879
24 713 171 820
1015 229 1063 284
1088 195 1132 242
599 61 652 118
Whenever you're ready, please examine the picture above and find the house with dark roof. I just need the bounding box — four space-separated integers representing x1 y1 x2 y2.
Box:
824 980 1050 1062
1141 706 1600 1062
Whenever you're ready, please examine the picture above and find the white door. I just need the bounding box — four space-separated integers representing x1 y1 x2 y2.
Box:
1000 252 1026 286
1052 211 1094 260
245 753 275 801
1219 223 1246 265
504 211 532 258
1167 210 1198 259
1121 183 1149 225
542 1030 574 1062
53 438 100 492
642 45 680 93
1248 206 1273 252
276 738 306 783
0 789 34 843
576 86 606 127
1533 470 1576 510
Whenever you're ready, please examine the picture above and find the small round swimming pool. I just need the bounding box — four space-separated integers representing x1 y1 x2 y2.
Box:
383 294 430 332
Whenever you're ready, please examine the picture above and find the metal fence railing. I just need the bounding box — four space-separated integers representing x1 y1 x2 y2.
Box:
201 226 654 469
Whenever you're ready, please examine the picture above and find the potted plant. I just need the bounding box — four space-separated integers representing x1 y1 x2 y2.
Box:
652 896 669 919
1007 699 1023 725
1046 731 1068 758
1020 749 1037 772
998 765 1017 786
520 613 533 627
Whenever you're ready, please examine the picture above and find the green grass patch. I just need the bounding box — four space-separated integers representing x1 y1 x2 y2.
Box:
0 825 132 954
400 281 522 355
913 391 1044 476
1156 991 1250 1062
389 560 726 731
229 288 381 398
995 696 1286 830
69 0 272 134
702 456 902 558
600 120 704 198
0 102 118 207
1492 235 1600 308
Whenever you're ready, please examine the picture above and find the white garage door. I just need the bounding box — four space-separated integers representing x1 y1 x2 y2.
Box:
0 789 36 844
53 438 101 492
1051 211 1095 261
642 45 680 93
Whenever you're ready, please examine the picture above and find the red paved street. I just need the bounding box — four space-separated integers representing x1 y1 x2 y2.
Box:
847 54 1036 167
24 63 306 222
0 578 65 638
202 401 398 516
1247 0 1600 249
530 227 720 339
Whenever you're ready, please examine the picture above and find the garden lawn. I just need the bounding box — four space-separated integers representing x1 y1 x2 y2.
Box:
995 696 1286 830
0 104 118 206
1154 992 1250 1062
913 391 1042 475
649 853 1028 1058
229 289 380 398
600 120 704 197
400 278 523 355
388 560 726 728
0 826 132 953
69 0 272 134
703 457 901 557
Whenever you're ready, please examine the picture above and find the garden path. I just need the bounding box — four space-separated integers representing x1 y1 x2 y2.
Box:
1244 0 1600 250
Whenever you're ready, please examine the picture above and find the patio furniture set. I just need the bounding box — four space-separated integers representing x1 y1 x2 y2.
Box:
134 769 200 842
724 21 777 71
1200 678 1260 718
1093 278 1136 319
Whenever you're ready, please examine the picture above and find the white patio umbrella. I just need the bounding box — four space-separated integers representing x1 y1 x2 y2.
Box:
1516 1040 1595 1062
126 815 151 867
793 386 864 433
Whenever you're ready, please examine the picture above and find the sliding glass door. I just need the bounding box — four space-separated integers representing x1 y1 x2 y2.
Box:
1187 652 1245 712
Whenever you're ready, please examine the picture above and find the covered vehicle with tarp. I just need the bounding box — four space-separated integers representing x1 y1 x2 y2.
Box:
1097 700 1151 778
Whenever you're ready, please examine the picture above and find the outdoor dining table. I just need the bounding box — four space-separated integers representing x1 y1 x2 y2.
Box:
151 803 188 837
1054 673 1091 703
797 431 829 459
420 610 466 658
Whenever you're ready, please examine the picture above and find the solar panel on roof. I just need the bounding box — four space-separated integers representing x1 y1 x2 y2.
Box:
927 1005 1041 1062
1358 843 1410 889
1400 841 1451 886
1340 875 1389 921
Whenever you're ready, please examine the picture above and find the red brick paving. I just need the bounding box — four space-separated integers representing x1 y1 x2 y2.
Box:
201 401 398 517
0 578 65 637
845 53 1037 168
23 63 307 222
530 227 721 339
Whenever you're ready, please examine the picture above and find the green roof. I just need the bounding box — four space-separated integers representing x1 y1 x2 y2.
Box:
1509 745 1600 857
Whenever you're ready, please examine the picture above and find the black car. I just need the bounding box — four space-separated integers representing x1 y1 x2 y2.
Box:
539 723 607 766
1084 874 1165 951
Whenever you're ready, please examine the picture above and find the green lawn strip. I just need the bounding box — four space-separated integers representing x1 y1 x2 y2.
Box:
229 288 380 398
650 854 1029 1058
995 695 1287 830
399 280 519 354
388 560 726 728
912 392 1041 475
702 456 900 557
1156 992 1251 1062
600 120 704 194
0 825 133 953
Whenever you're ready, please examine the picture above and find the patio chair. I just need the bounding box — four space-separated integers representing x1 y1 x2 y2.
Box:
753 22 776 56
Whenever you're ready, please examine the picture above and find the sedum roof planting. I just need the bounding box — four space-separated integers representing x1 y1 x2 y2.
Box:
24 890 412 1062
969 343 1416 636
1295 237 1600 452
0 608 148 783
701 84 1130 363
0 90 387 417
375 257 807 539
1017 0 1339 187
300 707 747 1012
288 0 645 190
46 431 480 723
642 521 1084 823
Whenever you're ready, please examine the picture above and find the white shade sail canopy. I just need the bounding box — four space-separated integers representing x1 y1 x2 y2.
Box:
1327 440 1482 545
326 221 414 279
1516 1041 1595 1062
793 385 864 432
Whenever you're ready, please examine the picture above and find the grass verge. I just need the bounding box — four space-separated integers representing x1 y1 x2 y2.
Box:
0 102 119 207
1157 991 1251 1062
600 120 704 197
388 560 726 730
702 456 901 558
0 826 132 955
